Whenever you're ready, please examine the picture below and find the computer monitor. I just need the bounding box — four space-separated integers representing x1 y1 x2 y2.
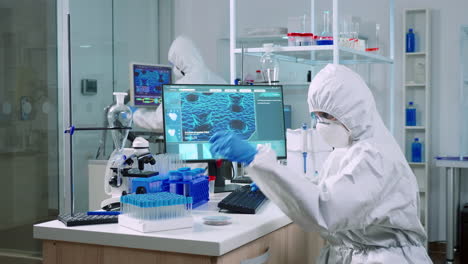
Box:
162 84 287 191
129 63 172 107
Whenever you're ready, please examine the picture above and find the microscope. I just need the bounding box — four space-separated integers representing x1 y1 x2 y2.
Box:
101 137 158 211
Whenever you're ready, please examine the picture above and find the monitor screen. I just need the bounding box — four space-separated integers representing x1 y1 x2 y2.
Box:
162 84 287 161
130 63 172 107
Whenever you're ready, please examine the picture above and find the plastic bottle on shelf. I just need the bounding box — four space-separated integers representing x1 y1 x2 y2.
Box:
287 33 298 46
406 28 416 53
260 43 279 84
406 101 417 126
411 138 423 162
366 24 381 54
317 11 333 45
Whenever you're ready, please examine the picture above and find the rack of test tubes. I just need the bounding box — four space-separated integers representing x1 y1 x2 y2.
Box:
169 168 210 208
119 192 193 233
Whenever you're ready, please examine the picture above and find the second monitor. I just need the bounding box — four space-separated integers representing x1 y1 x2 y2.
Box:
162 84 286 161
130 63 172 107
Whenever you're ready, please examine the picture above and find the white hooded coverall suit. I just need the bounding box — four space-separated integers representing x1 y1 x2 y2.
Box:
246 64 432 263
133 35 227 132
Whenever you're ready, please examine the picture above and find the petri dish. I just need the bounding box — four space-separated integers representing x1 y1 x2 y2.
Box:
203 216 232 226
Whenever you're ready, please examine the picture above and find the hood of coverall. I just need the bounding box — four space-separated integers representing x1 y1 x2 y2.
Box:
307 64 377 142
168 36 206 79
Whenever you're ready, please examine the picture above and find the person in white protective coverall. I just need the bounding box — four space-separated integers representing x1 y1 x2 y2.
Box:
209 64 432 263
133 35 227 132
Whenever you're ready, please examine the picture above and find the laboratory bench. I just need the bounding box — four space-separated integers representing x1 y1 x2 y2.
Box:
34 193 323 264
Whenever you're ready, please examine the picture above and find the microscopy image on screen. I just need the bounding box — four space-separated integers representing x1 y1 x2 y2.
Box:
133 65 171 106
180 92 256 141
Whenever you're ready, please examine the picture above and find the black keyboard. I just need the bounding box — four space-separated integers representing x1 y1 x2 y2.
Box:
58 213 118 227
218 185 267 214
231 176 253 184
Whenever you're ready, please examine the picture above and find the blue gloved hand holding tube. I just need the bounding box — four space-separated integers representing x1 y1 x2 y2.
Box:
209 131 257 165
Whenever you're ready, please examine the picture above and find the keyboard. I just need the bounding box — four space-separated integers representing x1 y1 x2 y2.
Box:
218 185 267 214
231 176 253 184
58 213 118 227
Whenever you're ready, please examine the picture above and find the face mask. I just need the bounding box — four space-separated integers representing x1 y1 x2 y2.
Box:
316 120 351 148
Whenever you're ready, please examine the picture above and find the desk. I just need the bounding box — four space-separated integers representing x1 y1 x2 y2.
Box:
34 193 323 264
435 159 468 264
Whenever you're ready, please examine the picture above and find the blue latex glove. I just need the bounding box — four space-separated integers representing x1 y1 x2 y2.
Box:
209 131 257 164
250 182 259 192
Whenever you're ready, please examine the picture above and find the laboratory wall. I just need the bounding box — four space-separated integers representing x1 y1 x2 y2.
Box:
172 0 468 242
68 0 160 212
0 0 58 260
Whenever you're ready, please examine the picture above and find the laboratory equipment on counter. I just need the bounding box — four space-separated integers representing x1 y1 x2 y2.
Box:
317 11 333 45
218 185 267 214
58 212 118 227
406 28 416 52
119 193 193 233
131 174 169 194
162 84 286 193
231 175 252 184
129 63 172 107
411 138 422 162
406 101 417 126
203 215 232 226
101 136 158 211
168 169 210 208
260 43 279 84
107 92 133 151
208 176 216 194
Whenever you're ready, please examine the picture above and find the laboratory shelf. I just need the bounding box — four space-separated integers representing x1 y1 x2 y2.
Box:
405 83 426 87
408 162 426 166
233 45 394 65
223 34 287 43
406 52 426 56
405 126 426 130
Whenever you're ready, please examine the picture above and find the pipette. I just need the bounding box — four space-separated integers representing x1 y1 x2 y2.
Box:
302 123 308 174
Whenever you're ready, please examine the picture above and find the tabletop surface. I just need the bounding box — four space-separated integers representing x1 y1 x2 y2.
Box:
34 193 292 256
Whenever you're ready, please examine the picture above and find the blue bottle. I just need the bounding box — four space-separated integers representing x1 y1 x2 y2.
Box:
406 28 415 52
406 101 416 126
411 138 422 162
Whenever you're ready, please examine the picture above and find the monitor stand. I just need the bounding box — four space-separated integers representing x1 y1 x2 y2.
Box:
208 160 242 193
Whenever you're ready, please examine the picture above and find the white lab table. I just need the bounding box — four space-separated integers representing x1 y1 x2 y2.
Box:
435 158 468 264
34 193 323 264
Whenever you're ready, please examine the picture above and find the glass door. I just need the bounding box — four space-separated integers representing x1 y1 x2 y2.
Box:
0 0 58 263
65 0 166 213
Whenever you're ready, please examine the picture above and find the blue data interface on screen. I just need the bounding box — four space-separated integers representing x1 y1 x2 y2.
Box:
132 64 171 107
163 85 286 161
